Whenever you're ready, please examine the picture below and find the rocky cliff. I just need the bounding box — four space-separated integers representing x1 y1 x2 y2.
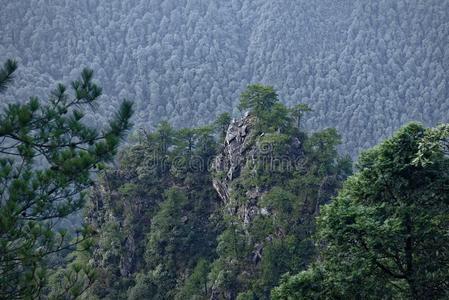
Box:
206 112 351 298
212 113 257 220
83 111 351 299
212 113 304 226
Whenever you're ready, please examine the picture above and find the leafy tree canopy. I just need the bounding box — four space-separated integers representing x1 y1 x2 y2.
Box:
272 122 449 299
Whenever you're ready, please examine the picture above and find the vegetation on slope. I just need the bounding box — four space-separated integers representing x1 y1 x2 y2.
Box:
83 84 352 299
273 123 449 299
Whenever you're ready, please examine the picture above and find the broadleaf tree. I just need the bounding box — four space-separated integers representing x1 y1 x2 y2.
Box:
272 122 449 299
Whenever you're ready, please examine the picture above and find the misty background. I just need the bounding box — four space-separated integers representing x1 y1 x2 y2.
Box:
1 0 448 156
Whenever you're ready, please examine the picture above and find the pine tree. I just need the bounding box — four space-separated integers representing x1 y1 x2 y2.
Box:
214 112 231 142
238 84 279 129
0 60 133 299
290 103 312 130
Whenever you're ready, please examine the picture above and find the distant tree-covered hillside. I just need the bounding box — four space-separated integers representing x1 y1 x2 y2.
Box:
1 0 448 156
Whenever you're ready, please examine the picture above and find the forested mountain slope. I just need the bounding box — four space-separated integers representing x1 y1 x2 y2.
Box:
1 0 448 156
83 87 352 298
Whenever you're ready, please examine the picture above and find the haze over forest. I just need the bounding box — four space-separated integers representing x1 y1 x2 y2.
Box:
1 0 448 156
1 0 449 299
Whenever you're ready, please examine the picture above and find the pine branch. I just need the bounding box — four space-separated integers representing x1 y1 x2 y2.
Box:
0 59 18 93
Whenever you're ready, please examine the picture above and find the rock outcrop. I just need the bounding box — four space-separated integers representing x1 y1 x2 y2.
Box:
212 113 255 202
212 113 267 226
212 113 302 226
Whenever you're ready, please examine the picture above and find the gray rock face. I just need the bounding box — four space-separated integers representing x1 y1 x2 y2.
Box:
212 113 306 228
211 113 271 226
212 113 255 204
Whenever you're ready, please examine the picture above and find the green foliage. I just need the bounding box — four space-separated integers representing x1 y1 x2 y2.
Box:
85 119 220 298
216 219 248 260
271 266 328 300
239 84 278 117
265 103 292 134
412 123 449 166
290 104 312 130
260 187 297 228
47 241 97 300
237 291 257 300
0 61 133 299
0 59 17 93
274 122 449 299
84 85 350 299
214 112 232 141
209 86 351 299
127 272 157 300
239 84 312 135
175 259 211 299
145 188 188 274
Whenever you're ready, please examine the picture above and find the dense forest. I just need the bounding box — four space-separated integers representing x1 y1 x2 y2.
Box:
1 60 448 298
1 1 449 299
81 85 352 299
1 0 448 156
